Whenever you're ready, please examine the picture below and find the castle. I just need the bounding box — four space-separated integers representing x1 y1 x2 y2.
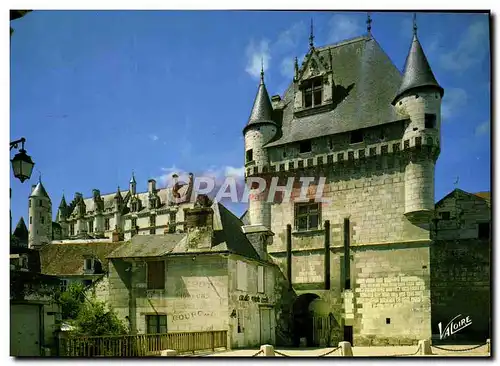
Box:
25 173 195 248
241 18 444 345
18 15 491 348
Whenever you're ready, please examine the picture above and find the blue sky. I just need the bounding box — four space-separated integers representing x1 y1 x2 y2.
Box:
10 10 490 226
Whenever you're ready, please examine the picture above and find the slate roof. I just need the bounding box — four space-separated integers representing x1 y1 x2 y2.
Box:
108 202 260 261
107 234 185 258
265 36 403 147
30 181 51 200
244 71 277 132
392 34 443 105
435 189 491 208
39 242 124 276
13 217 28 242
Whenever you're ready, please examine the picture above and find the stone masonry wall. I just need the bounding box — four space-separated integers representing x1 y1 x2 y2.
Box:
353 244 431 346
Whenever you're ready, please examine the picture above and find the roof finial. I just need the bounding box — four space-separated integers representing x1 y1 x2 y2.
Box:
366 12 372 36
260 56 264 84
413 13 417 36
309 18 314 49
39 172 42 183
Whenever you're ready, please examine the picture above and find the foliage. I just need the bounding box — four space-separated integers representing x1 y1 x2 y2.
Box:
55 282 86 320
71 299 128 337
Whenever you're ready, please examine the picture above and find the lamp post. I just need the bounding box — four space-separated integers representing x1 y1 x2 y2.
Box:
10 137 35 238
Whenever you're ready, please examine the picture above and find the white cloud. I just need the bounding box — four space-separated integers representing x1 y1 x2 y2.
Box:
280 57 294 78
245 39 271 79
328 14 362 44
440 18 489 72
475 120 490 136
441 88 467 121
149 134 159 141
274 21 307 53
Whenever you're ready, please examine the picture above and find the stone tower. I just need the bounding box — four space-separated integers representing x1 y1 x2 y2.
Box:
113 186 124 231
28 179 52 248
56 194 69 239
243 66 279 228
392 19 444 221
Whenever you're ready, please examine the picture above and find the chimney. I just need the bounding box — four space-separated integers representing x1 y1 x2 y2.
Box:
92 189 100 198
148 179 156 193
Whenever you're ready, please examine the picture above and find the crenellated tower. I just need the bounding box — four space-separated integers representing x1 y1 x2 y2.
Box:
392 15 443 221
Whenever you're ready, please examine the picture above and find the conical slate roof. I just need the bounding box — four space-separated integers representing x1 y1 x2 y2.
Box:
244 72 276 132
114 186 123 200
13 217 28 240
59 194 67 208
392 34 443 105
129 173 136 184
30 181 50 200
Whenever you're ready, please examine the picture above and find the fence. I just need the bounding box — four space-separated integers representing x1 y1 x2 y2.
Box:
59 330 227 357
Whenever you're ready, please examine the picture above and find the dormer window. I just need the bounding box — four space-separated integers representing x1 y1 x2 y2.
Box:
302 78 323 108
84 258 94 272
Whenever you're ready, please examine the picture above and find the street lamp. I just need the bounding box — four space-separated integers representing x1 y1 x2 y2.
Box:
10 138 35 183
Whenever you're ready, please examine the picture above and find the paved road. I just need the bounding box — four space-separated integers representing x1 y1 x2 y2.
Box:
206 344 490 357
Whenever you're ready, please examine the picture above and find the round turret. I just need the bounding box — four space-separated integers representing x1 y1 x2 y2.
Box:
28 180 52 248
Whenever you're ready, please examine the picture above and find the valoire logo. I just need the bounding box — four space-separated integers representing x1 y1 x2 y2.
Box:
438 314 472 339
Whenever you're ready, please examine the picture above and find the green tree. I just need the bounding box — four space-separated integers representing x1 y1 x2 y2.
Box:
56 282 86 320
72 299 127 336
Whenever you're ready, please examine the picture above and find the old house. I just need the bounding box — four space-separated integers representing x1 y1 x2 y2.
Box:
39 240 124 291
431 189 491 342
103 196 292 349
10 243 61 356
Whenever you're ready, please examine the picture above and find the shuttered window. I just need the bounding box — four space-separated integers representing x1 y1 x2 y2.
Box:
147 261 165 290
236 261 248 291
146 315 167 334
257 266 265 293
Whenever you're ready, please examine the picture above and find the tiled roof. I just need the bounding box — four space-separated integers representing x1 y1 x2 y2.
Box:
107 234 185 258
266 36 402 147
39 242 125 276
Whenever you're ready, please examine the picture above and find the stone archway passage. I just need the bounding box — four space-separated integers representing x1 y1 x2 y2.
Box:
292 293 319 347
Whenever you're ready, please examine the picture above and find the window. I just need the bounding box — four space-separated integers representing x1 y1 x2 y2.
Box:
440 212 451 220
84 258 93 271
169 212 176 233
83 279 92 287
131 218 137 229
350 130 364 144
299 140 312 153
386 318 391 325
30 216 32 224
146 315 167 334
246 149 253 163
38 200 42 207
131 202 137 212
302 78 323 108
70 223 75 236
236 261 248 291
295 202 320 231
257 266 265 293
41 216 45 224
104 218 110 231
478 222 490 240
147 261 165 290
60 279 68 292
88 220 94 233
29 201 31 207
425 114 436 129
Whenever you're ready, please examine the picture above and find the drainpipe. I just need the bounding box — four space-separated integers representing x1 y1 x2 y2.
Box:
324 220 330 290
286 224 292 289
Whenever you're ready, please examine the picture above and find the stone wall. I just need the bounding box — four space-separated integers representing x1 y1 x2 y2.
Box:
352 244 431 346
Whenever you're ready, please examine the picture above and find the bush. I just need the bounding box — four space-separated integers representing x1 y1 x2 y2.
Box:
72 299 127 337
56 282 86 320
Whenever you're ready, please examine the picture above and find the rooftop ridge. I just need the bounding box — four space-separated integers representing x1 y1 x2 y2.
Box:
315 35 370 52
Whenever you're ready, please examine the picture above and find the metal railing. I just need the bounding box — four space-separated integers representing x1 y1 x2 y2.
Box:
60 330 227 357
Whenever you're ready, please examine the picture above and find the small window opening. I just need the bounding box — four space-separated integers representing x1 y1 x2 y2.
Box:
440 212 451 220
350 130 363 144
425 114 436 129
386 318 391 324
478 222 490 240
299 140 312 153
246 149 253 163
